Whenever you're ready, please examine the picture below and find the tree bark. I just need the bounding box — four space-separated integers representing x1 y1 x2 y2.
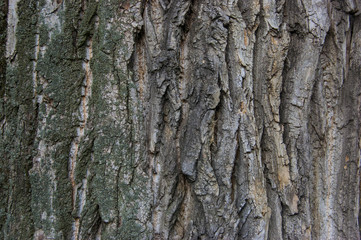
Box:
1 0 361 239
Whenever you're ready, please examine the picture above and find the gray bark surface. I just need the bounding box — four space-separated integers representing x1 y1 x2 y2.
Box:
1 0 361 239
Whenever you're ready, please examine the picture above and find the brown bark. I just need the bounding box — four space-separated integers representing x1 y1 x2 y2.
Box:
1 0 361 239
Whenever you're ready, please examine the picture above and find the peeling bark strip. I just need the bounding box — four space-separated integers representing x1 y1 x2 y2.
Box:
69 36 93 240
1 0 361 239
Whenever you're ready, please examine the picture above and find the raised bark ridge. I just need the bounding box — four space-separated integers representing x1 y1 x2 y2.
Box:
1 0 360 239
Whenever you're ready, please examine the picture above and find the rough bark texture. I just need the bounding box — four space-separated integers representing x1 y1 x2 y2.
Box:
1 0 361 239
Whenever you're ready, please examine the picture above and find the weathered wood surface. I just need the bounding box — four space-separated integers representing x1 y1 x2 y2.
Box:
1 0 360 239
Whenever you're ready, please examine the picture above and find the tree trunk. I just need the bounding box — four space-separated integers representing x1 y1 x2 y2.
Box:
1 0 361 239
